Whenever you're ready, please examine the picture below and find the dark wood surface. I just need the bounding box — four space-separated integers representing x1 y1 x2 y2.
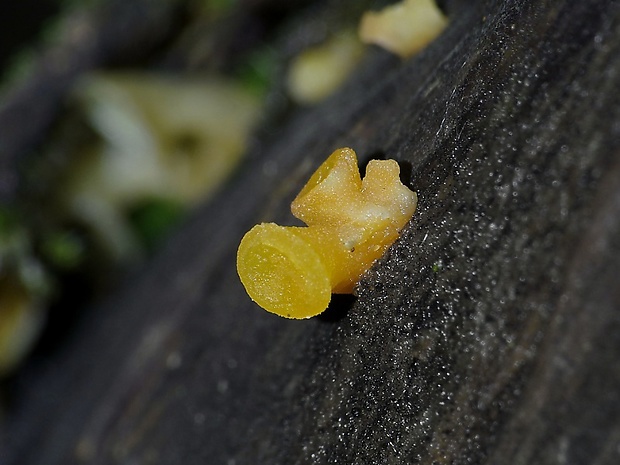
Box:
2 0 619 463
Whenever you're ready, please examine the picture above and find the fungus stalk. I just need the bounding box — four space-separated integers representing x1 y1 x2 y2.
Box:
237 148 417 319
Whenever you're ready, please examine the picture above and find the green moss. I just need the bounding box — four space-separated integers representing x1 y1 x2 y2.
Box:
41 231 85 270
236 47 278 97
0 207 20 236
127 198 186 252
197 0 238 15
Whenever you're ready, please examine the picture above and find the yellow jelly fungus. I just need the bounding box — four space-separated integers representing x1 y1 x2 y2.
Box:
237 147 417 319
287 30 365 105
359 0 448 59
66 73 261 262
0 277 45 376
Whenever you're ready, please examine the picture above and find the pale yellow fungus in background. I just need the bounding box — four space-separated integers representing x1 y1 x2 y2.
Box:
65 73 261 261
359 0 448 58
287 30 365 105
237 147 417 319
0 279 45 376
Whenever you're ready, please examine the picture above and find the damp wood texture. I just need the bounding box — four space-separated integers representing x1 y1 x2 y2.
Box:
2 1 620 464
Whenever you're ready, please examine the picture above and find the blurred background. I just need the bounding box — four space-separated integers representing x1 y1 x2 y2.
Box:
0 0 446 399
3 2 619 464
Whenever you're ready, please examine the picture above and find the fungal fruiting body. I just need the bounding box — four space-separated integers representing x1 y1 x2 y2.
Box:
359 0 448 59
67 73 261 262
287 30 365 105
0 276 45 376
237 148 417 319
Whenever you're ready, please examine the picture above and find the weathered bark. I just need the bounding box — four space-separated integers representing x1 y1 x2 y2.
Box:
2 0 620 464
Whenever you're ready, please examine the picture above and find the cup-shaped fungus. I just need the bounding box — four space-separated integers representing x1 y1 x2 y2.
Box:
237 147 417 319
